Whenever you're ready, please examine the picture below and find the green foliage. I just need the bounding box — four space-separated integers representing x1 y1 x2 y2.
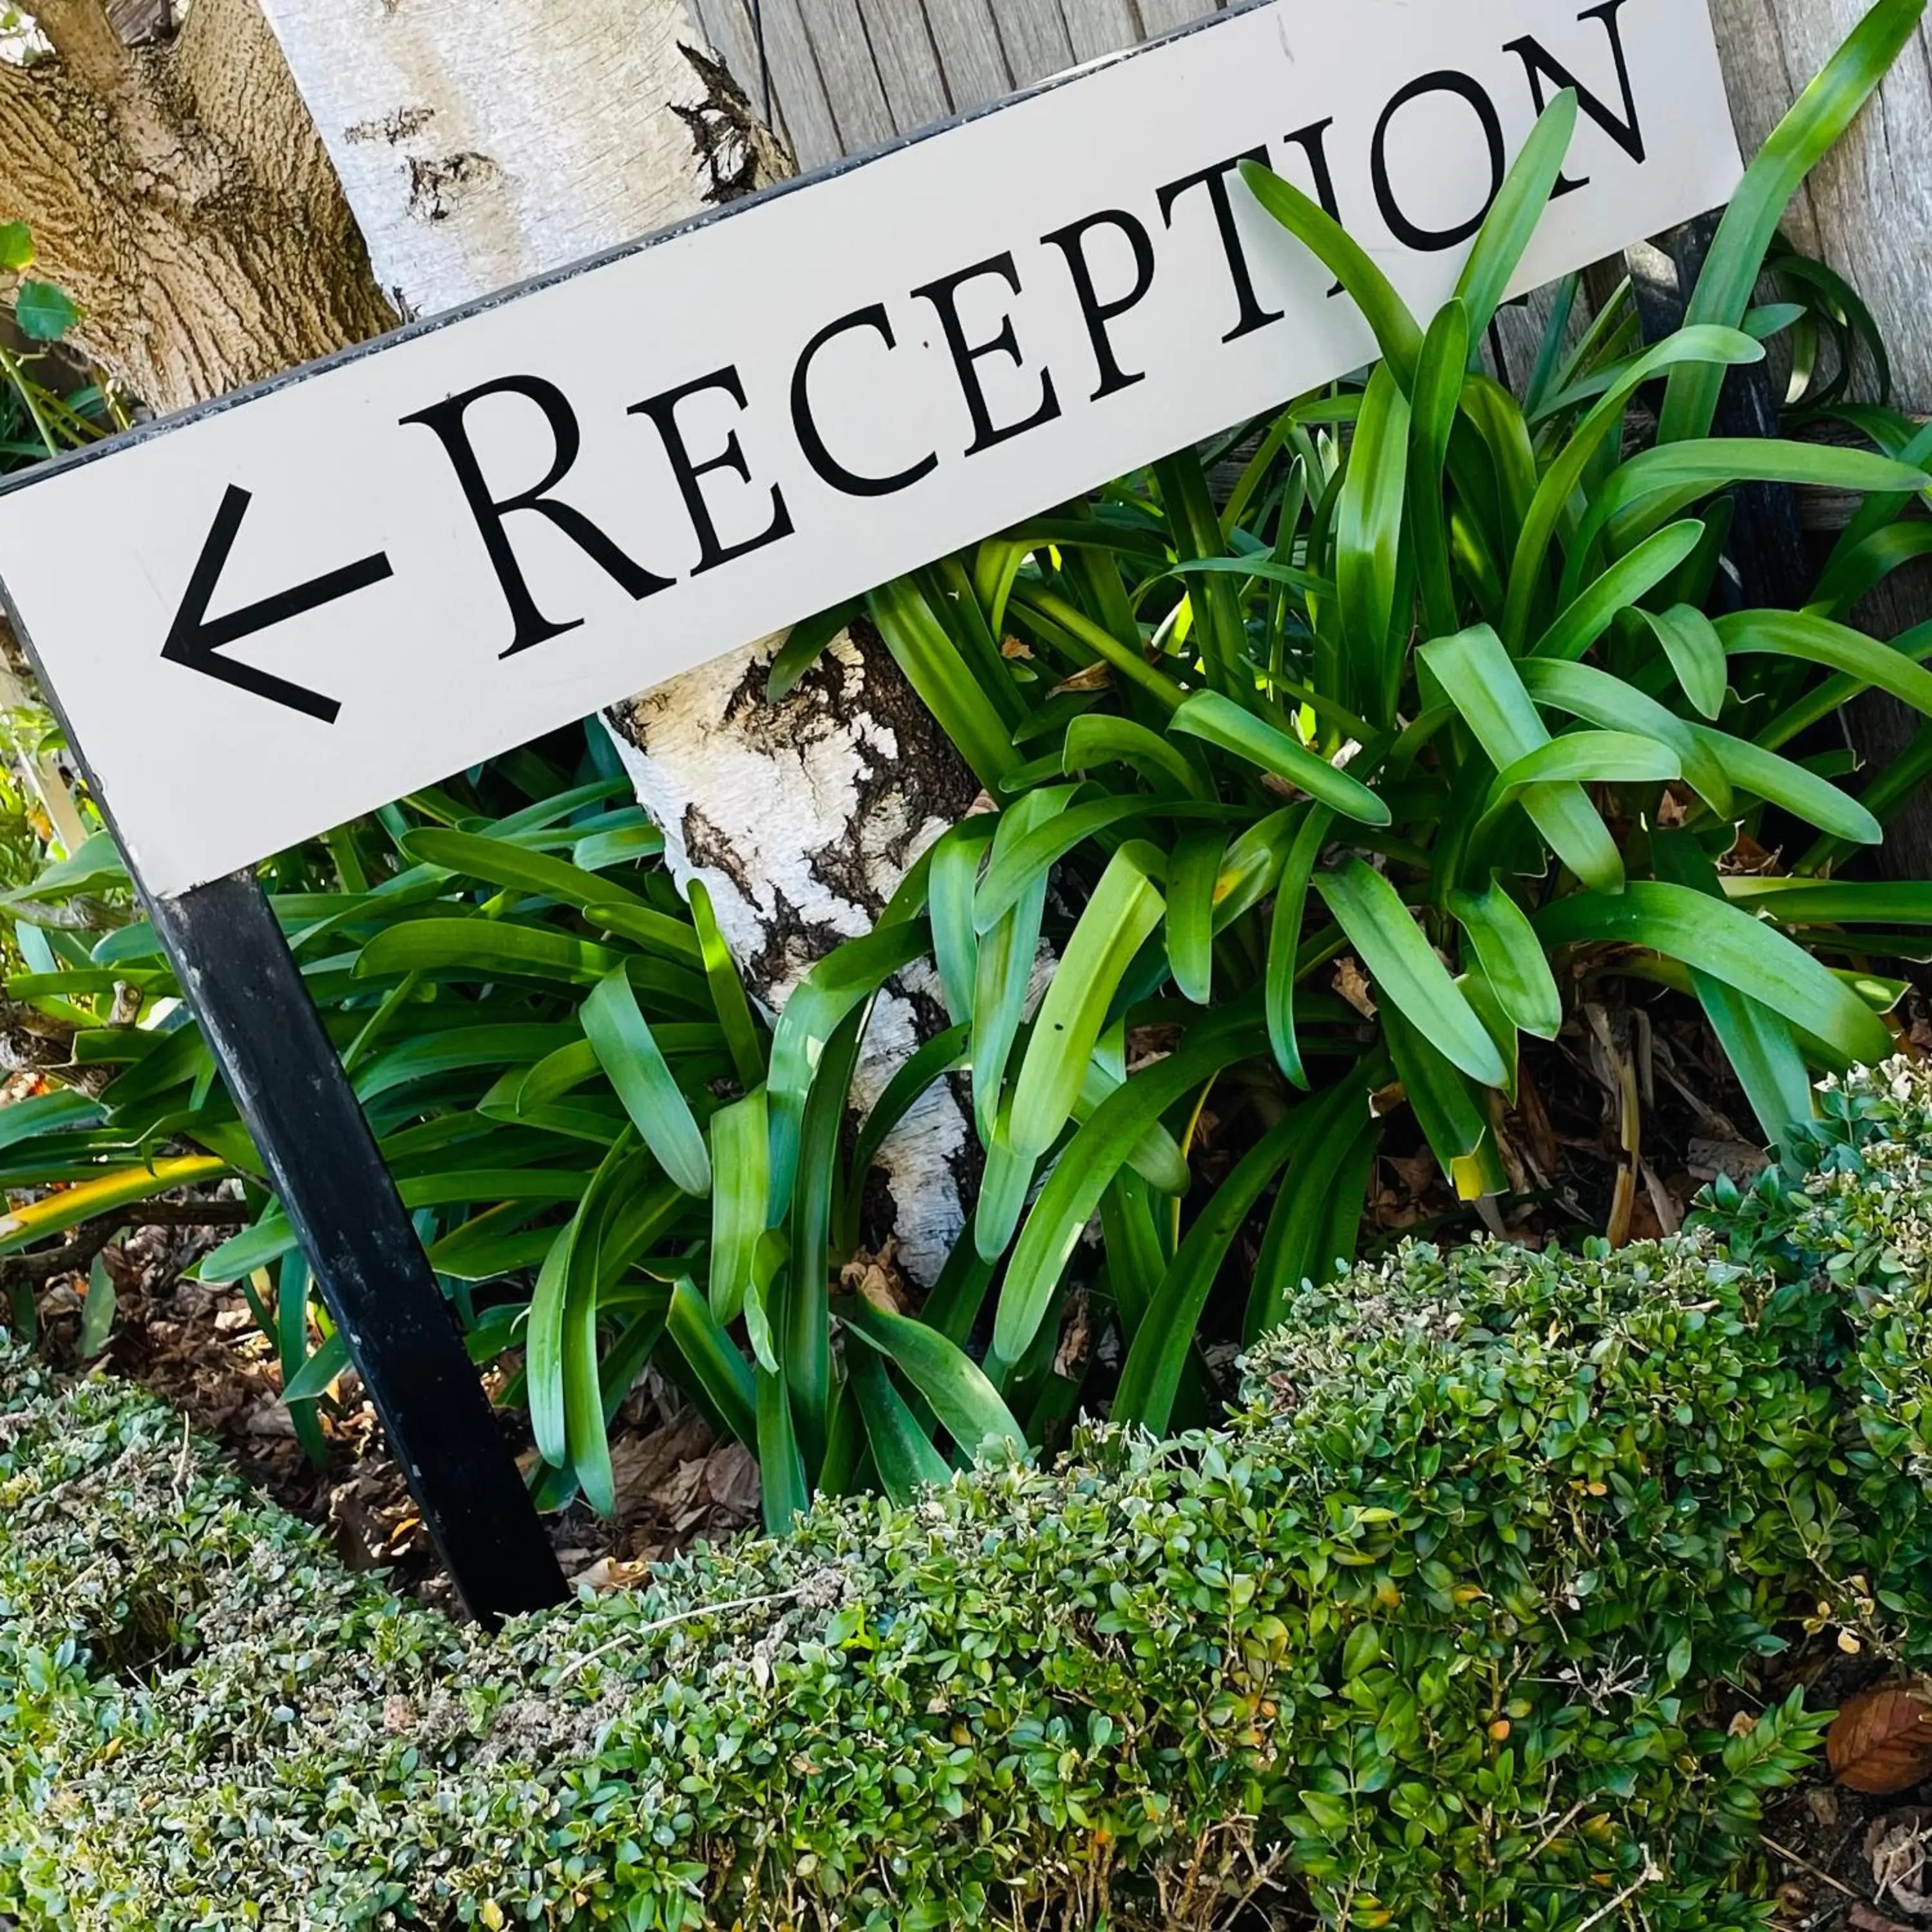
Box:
1701 1055 1932 1656
11 281 77 346
5 1146 1927 1929
3 11 1930 1533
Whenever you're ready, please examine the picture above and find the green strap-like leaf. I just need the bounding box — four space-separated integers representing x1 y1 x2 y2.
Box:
1695 728 1881 846
1237 159 1423 384
867 578 1018 788
1517 656 1734 816
1382 1003 1504 1198
929 819 994 1026
1535 882 1893 1066
840 1298 1025 1459
755 1367 810 1532
846 1347 950 1506
707 1088 767 1325
1246 1081 1375 1342
1008 845 1166 1160
996 1019 1264 1369
1484 730 1680 811
1410 300 1470 641
1115 1104 1314 1435
1170 690 1390 827
1716 609 1932 719
583 966 711 1195
1575 441 1930 568
687 878 764 1089
972 795 1159 933
1532 520 1705 663
1063 714 1209 798
1421 623 1623 895
1638 605 1728 719
1660 0 1928 443
1450 879 1562 1040
1165 828 1224 1006
1335 362 1412 726
1266 804 1331 1090
1720 879 1932 924
1317 858 1507 1088
1455 91 1578 340
667 1276 756 1447
1502 330 1761 648
767 919 931 1215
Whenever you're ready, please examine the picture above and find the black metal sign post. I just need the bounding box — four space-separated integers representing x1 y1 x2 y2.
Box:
0 609 569 1624
137 876 568 1624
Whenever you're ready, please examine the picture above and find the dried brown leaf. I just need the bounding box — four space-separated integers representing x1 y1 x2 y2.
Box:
1830 1680 1932 1795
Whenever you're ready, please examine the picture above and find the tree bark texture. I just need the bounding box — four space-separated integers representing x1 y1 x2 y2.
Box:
0 0 394 413
253 0 786 323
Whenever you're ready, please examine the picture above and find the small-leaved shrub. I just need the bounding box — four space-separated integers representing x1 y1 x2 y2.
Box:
1703 1054 1932 1656
6 1087 1931 1929
4 3 1932 1540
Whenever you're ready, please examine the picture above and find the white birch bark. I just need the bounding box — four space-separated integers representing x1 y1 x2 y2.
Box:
257 0 981 1280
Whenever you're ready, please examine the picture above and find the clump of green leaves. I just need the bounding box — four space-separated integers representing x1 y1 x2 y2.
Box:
6 1145 1927 1929
740 0 1932 1470
0 734 1023 1521
1702 1054 1932 1656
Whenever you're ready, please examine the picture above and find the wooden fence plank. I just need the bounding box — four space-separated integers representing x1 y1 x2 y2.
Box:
721 0 847 170
986 0 1077 85
1057 0 1141 63
1136 0 1218 36
791 0 897 153
918 0 1018 110
1711 0 1932 415
855 0 954 126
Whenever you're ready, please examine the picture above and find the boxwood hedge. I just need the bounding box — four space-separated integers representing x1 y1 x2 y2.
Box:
3 1061 1930 1931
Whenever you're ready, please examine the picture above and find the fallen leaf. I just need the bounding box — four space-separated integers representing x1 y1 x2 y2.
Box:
1047 661 1113 697
1830 1680 1932 1794
1332 956 1376 1021
1865 1808 1932 1919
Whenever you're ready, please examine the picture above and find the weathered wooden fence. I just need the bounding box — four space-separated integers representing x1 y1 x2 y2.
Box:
690 0 1229 171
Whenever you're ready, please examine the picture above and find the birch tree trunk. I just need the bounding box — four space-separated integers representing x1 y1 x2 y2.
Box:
253 0 981 1283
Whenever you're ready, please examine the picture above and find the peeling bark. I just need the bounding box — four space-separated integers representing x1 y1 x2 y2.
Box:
252 0 788 322
603 628 981 1280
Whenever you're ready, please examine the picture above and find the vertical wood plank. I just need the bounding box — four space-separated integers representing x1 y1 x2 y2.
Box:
690 0 779 131
1709 0 1932 415
791 0 898 153
1136 0 1218 37
919 0 1016 109
855 0 954 126
988 0 1076 86
1057 0 1142 64
1705 0 1932 884
743 0 848 169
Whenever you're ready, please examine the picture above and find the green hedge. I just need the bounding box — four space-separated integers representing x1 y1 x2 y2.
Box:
5 1063 1931 1931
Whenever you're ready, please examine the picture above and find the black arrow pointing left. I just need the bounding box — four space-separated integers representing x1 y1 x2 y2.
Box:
161 484 393 724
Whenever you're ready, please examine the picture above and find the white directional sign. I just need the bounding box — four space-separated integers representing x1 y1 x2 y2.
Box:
0 0 1741 898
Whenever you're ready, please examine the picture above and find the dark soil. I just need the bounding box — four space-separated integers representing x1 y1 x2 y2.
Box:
23 1222 759 1618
